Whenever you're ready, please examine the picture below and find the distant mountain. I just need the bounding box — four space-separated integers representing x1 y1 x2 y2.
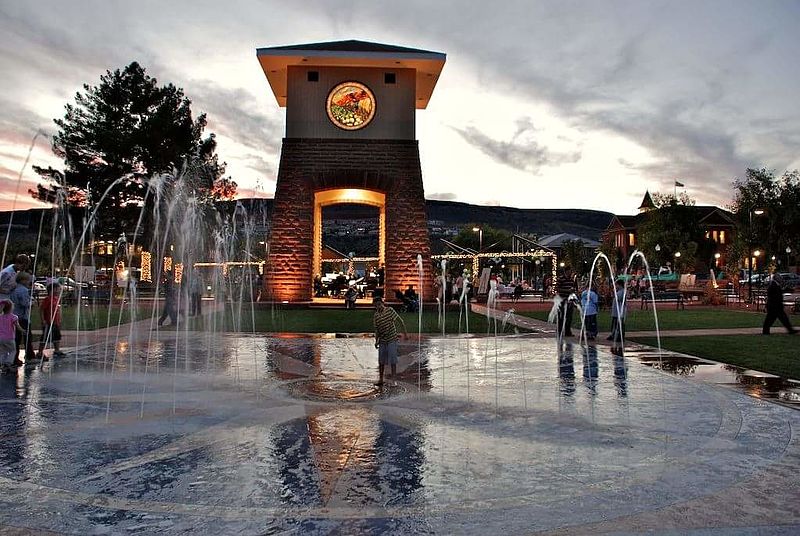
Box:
3 199 613 241
424 200 613 240
217 198 614 241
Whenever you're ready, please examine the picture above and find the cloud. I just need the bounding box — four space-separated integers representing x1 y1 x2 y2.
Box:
189 80 283 156
426 192 458 201
452 118 581 174
239 153 276 177
302 0 799 205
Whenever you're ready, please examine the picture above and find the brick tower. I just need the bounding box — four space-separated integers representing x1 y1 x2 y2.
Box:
257 40 445 302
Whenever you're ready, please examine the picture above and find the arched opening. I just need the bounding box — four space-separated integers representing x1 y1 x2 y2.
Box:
313 188 386 300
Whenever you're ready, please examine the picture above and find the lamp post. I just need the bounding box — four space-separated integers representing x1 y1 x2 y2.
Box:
787 246 792 269
472 226 483 275
472 226 483 252
748 209 765 303
674 251 681 272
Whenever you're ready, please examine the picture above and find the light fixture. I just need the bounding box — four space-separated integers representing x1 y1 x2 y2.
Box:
754 250 761 257
674 252 681 258
753 209 765 215
655 244 661 252
787 247 792 254
714 253 721 259
559 261 565 267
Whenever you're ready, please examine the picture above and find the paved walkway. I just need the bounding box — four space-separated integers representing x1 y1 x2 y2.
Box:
471 303 773 338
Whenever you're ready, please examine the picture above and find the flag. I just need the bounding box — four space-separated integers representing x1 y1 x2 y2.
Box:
675 180 685 187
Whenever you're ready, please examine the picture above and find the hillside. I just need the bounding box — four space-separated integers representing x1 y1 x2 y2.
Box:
218 198 613 240
423 200 613 239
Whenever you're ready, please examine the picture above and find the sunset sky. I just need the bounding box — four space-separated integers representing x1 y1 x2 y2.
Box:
1 1 798 214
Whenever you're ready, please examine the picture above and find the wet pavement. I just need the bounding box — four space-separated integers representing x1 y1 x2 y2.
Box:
1 334 799 534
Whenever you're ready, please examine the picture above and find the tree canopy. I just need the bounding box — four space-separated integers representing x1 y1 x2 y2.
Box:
730 168 800 270
635 192 708 273
32 62 236 238
450 224 511 253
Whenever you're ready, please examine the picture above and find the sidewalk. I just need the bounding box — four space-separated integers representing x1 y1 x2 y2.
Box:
470 303 769 338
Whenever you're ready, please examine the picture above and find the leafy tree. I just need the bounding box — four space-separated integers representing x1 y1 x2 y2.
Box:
561 239 587 275
32 62 236 241
451 224 511 253
636 192 708 273
730 168 800 270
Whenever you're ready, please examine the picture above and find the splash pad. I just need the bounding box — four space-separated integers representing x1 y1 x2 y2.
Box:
1 333 798 534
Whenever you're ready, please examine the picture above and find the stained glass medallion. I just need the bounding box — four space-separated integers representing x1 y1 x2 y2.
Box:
326 82 376 130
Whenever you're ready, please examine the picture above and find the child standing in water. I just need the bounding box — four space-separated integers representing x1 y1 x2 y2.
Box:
38 284 65 360
0 299 22 373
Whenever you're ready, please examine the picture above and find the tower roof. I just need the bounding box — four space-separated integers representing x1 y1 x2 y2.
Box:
638 190 656 212
256 39 446 109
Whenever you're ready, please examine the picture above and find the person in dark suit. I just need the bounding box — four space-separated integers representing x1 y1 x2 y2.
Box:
762 274 797 335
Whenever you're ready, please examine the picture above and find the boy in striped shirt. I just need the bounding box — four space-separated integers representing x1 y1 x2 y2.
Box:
373 296 407 387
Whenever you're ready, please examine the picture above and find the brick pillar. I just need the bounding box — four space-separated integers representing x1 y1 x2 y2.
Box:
264 138 435 303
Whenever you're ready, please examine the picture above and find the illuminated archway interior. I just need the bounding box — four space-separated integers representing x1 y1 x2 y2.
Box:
313 188 386 285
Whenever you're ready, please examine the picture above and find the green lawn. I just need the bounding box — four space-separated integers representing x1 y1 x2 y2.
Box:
629 334 800 379
522 308 765 331
182 308 518 334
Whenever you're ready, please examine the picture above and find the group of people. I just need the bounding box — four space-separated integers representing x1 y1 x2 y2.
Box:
554 267 796 339
555 268 627 343
0 254 64 373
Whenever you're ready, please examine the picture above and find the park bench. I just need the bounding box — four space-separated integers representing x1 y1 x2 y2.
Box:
640 290 685 310
752 290 767 311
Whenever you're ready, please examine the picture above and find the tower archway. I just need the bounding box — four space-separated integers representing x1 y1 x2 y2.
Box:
313 188 386 281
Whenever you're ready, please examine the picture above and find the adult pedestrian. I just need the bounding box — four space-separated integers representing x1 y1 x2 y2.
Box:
158 272 178 327
0 254 30 300
556 268 576 337
10 272 35 365
580 284 599 340
189 272 203 317
608 280 627 342
372 296 407 387
762 274 797 335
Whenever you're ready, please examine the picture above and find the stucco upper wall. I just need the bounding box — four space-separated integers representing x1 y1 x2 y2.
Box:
286 66 415 140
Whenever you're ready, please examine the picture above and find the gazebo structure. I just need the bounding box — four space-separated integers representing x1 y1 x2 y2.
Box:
257 40 445 302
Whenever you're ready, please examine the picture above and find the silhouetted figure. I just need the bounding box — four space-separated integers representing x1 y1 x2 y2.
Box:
608 280 627 342
403 285 419 312
556 269 575 337
376 266 385 287
158 273 178 327
512 284 523 303
762 274 797 335
344 285 358 309
190 273 203 317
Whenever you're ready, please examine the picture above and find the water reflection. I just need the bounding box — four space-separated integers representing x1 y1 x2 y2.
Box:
273 406 425 508
611 346 628 398
582 345 599 395
558 342 575 397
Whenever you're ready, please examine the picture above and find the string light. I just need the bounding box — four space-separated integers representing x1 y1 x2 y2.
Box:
174 263 184 283
141 251 152 282
163 256 173 272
